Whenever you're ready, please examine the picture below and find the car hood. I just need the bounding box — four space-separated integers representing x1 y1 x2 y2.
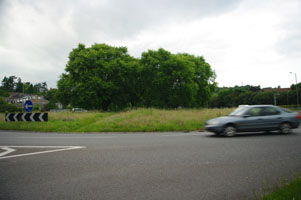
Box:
206 116 241 124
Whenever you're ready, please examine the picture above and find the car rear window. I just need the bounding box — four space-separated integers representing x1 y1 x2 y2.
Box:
261 107 280 115
278 107 293 113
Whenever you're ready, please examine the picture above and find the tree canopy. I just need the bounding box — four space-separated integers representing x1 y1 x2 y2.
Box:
57 43 141 110
209 85 301 108
57 43 217 110
1 76 48 95
139 49 216 108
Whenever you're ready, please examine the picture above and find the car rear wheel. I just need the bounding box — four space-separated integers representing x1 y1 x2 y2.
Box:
224 125 237 137
280 123 292 134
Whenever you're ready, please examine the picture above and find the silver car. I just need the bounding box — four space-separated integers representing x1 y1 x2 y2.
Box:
205 105 300 137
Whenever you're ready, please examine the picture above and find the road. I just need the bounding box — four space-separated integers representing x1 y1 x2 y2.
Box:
1 129 301 200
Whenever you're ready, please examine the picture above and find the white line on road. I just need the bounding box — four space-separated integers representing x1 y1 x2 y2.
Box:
0 147 16 157
162 133 201 137
0 146 85 160
0 136 116 139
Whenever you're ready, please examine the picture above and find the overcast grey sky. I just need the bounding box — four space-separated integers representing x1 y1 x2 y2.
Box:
0 0 300 88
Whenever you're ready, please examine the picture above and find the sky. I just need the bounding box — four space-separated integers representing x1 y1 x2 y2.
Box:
0 0 300 89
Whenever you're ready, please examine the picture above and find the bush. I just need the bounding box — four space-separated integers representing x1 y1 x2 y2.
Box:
33 104 40 111
0 97 21 112
0 89 9 97
45 101 57 111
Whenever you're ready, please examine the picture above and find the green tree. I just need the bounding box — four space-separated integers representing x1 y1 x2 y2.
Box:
57 43 140 110
1 76 17 92
0 97 20 112
140 49 216 108
15 78 24 93
33 82 48 94
27 83 35 94
44 88 59 110
0 89 10 97
180 53 216 107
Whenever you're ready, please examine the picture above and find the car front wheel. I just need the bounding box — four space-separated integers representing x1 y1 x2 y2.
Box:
280 123 292 134
224 125 237 137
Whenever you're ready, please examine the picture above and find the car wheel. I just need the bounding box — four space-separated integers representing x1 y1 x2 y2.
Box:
224 125 237 137
280 123 292 134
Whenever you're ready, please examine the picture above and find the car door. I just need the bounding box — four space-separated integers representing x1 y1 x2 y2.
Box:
260 107 282 130
238 107 265 131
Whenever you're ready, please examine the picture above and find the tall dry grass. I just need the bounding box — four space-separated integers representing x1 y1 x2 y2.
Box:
0 108 234 132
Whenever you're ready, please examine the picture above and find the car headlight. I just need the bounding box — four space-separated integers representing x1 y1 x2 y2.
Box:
207 121 220 126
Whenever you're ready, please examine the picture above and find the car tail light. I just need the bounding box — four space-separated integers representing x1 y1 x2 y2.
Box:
297 114 301 120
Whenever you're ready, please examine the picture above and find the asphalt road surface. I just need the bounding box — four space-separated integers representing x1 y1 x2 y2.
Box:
1 129 301 200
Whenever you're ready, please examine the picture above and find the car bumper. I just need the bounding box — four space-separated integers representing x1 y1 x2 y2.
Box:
205 125 223 134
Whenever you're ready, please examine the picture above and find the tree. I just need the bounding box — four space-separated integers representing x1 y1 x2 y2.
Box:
2 75 49 94
57 43 140 110
140 49 216 108
208 86 297 108
0 97 20 112
57 44 216 110
15 78 24 93
44 88 59 110
0 89 10 97
180 53 216 107
1 76 17 92
32 82 48 94
27 83 35 94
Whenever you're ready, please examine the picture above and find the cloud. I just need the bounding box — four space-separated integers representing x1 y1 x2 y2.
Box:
0 0 300 89
67 0 242 42
0 0 242 88
275 1 301 58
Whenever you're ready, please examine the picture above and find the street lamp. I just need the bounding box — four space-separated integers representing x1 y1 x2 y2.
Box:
290 72 299 108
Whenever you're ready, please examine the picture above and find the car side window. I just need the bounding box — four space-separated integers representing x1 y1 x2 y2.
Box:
247 108 263 116
262 107 280 116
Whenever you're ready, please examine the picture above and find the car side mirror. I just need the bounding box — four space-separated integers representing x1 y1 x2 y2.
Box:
243 114 250 118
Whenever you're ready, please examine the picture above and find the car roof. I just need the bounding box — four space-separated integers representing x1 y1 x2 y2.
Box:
239 105 277 108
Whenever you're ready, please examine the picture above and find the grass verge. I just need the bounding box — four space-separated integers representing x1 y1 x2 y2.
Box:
0 108 233 132
258 176 301 200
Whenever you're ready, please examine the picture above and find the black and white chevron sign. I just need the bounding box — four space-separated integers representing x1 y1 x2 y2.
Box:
5 113 48 122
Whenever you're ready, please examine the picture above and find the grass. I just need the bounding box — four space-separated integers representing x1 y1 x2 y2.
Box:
0 108 233 132
258 176 301 200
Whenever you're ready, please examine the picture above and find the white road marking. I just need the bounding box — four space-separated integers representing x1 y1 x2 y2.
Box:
0 146 85 160
0 136 116 139
0 147 16 157
162 133 201 137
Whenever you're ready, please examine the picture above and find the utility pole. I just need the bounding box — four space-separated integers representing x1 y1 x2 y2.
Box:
23 82 25 112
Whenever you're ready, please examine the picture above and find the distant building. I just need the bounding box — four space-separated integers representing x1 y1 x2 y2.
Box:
263 88 291 92
3 92 49 111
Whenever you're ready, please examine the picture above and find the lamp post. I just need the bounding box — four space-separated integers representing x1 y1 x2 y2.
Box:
290 72 299 108
274 93 280 105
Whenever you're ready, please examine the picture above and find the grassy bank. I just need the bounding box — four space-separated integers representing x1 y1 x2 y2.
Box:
0 108 233 132
259 176 301 200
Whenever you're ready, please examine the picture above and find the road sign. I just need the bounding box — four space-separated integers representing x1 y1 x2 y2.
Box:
24 100 33 112
5 113 48 122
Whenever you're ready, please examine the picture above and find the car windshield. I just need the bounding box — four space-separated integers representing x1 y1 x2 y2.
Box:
229 106 249 116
